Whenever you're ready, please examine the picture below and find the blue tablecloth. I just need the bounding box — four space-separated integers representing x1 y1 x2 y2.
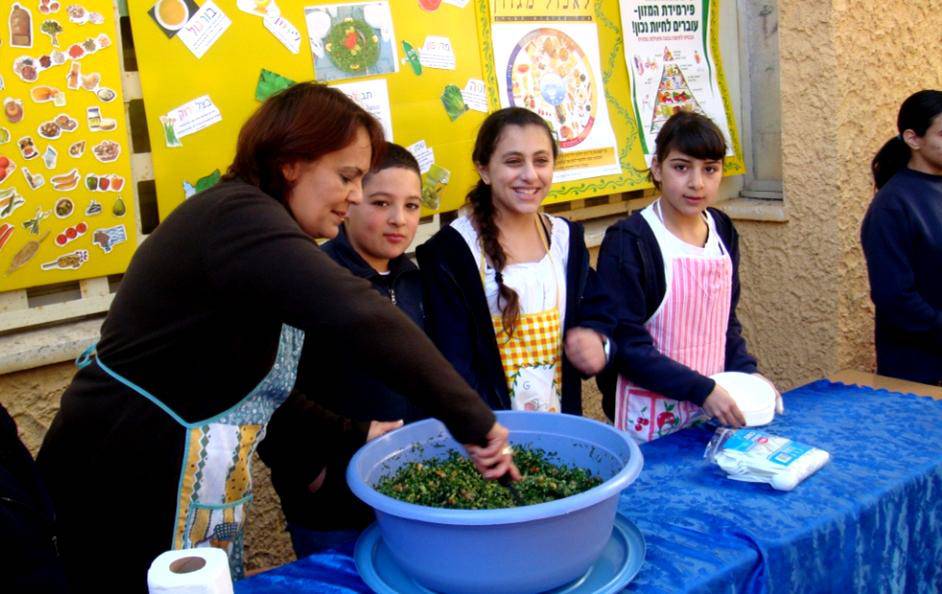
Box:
237 380 942 593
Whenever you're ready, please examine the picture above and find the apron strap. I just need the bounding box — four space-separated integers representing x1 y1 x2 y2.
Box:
75 343 96 369
77 343 189 427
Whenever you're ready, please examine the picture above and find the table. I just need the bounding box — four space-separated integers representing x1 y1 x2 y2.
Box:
236 379 942 593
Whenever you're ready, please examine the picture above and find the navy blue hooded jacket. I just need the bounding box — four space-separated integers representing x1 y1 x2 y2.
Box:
595 207 758 421
416 217 615 415
861 168 942 385
258 226 427 530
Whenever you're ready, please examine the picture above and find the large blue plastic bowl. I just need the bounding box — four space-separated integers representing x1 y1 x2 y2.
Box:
347 411 643 593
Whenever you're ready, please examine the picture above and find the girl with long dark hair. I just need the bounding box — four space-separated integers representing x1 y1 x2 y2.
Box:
417 107 614 415
861 89 942 385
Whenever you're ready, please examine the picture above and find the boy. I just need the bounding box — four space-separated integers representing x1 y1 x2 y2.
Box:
258 143 427 557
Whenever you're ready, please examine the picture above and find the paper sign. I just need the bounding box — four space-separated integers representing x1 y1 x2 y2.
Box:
162 95 222 146
332 79 394 141
419 36 456 70
177 1 231 59
461 78 488 112
263 13 301 53
406 140 434 174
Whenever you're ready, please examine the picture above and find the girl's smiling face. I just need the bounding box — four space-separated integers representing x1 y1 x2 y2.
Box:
476 124 555 218
651 149 724 220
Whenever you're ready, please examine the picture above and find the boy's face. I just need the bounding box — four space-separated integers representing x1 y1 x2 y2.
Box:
345 166 423 272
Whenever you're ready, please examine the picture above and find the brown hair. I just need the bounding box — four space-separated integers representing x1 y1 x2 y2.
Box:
468 107 558 338
224 82 386 203
650 110 726 190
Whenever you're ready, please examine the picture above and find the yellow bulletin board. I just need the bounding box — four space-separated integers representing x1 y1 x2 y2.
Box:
129 0 743 222
0 0 137 292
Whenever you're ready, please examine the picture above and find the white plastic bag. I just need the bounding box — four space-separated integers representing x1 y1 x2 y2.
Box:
704 428 830 491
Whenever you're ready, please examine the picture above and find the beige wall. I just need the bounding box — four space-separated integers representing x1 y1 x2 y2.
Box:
733 0 942 390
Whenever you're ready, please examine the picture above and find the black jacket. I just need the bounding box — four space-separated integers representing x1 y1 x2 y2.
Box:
258 226 428 531
0 404 68 593
596 207 758 420
416 217 615 415
861 168 942 385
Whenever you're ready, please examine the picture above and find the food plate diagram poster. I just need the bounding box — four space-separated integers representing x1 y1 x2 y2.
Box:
491 4 621 183
0 0 136 292
619 0 742 170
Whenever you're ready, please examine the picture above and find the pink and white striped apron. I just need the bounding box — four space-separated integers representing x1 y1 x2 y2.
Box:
615 202 732 442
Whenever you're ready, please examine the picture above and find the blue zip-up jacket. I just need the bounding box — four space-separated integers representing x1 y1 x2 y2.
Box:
595 207 758 421
861 168 942 385
258 226 428 530
416 216 615 415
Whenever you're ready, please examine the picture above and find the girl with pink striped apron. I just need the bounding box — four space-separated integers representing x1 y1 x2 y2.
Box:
614 200 732 442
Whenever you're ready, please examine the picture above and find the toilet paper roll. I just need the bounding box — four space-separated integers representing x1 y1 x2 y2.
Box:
148 548 234 594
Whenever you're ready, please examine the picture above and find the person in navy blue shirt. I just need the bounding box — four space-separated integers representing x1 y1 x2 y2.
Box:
258 144 428 557
861 90 942 385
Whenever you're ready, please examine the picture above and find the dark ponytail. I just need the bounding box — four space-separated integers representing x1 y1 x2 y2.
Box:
872 90 942 189
871 137 911 190
467 107 558 339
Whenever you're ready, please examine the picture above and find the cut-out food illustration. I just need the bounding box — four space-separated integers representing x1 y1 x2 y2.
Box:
325 17 380 73
6 231 50 276
41 248 88 270
10 4 33 48
0 155 17 183
51 168 80 191
0 188 25 218
54 197 73 218
5 98 24 123
91 140 119 162
54 220 86 245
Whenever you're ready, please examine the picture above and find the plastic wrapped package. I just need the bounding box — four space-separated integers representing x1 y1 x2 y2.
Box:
704 428 831 491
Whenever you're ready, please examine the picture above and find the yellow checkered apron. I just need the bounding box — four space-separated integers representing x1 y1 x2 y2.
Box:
481 215 563 412
492 307 563 412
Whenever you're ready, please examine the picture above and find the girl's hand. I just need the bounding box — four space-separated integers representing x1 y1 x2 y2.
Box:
464 422 521 480
703 384 746 427
564 328 607 376
367 419 404 441
752 373 784 414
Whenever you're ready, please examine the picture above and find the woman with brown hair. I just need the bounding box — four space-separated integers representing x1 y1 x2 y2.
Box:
36 83 515 593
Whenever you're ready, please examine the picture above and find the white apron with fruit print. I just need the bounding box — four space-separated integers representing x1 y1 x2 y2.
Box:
614 201 732 442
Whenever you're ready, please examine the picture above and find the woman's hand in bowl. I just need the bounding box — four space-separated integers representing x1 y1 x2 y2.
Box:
367 419 404 441
464 422 521 480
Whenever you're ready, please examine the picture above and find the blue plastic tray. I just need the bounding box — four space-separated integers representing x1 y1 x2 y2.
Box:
354 512 646 594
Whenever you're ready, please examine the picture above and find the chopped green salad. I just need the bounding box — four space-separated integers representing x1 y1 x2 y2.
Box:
376 447 602 509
